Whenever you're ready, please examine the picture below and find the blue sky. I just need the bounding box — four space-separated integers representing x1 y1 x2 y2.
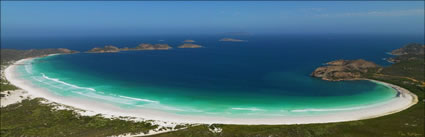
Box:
1 1 424 37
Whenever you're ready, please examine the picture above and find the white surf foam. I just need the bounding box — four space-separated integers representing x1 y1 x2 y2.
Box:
31 76 63 89
74 91 134 105
41 73 96 92
232 107 264 111
24 62 33 74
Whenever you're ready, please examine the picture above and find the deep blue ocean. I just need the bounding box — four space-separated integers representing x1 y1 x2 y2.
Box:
5 34 424 117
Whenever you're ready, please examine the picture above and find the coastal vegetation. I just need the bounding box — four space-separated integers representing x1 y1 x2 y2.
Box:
390 43 424 55
0 98 159 137
0 48 79 66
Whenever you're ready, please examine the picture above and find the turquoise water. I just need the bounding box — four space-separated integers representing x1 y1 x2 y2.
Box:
15 52 397 118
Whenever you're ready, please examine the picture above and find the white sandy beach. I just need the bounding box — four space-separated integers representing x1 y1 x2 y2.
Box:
3 58 419 125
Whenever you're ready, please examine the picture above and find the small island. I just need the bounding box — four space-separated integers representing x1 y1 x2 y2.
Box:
183 40 195 43
133 43 172 50
219 38 245 42
86 44 172 53
87 45 120 53
178 43 203 48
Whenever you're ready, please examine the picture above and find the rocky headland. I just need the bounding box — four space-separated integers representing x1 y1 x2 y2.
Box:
386 43 424 63
178 43 203 48
390 43 424 56
219 38 245 42
311 59 381 81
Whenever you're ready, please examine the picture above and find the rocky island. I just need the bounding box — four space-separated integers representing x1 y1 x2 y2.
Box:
219 38 245 42
87 45 120 53
133 43 172 50
86 43 172 53
178 43 203 48
311 59 381 81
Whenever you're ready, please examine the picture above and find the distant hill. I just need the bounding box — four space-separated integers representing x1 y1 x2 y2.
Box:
1 48 79 65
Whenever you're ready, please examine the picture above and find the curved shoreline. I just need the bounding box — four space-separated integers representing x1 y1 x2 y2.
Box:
4 57 418 125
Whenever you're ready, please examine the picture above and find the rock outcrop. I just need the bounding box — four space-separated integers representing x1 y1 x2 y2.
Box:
178 43 202 48
311 59 380 81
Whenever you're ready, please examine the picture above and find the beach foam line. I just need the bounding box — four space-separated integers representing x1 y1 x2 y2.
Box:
232 107 264 111
41 73 96 92
119 95 160 104
31 76 64 89
24 61 33 74
137 104 185 112
74 91 134 105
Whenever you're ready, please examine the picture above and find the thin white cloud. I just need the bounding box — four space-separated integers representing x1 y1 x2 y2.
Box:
316 9 424 17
